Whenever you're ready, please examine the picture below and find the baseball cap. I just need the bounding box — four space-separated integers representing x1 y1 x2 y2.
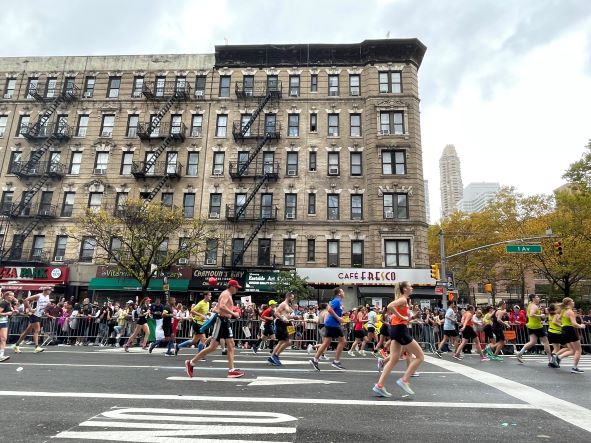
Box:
268 300 278 305
228 279 242 289
126 300 134 304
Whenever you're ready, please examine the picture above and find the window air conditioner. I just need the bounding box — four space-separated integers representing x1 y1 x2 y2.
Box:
289 89 299 96
195 90 204 97
3 94 11 99
101 130 112 137
83 92 93 98
329 91 339 96
328 131 339 137
206 258 216 265
178 258 189 265
385 211 394 219
209 212 220 219
213 168 223 176
54 256 64 262
351 91 360 96
287 169 297 176
329 166 339 175
244 90 253 97
132 91 142 98
285 213 295 220
93 168 106 175
380 129 390 135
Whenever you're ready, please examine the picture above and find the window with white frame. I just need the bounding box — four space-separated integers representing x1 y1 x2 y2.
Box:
328 152 340 176
107 77 121 98
76 114 89 137
212 152 225 174
100 115 115 137
186 152 199 176
286 152 298 176
288 114 299 137
379 111 404 135
69 152 82 175
328 75 339 96
327 240 339 266
349 74 360 96
350 113 361 137
120 152 133 175
126 114 139 138
327 114 339 136
285 194 297 219
216 114 227 137
132 76 144 97
289 75 300 96
0 116 6 137
88 192 103 212
94 152 109 174
209 193 221 218
283 239 296 267
384 239 410 267
191 115 203 137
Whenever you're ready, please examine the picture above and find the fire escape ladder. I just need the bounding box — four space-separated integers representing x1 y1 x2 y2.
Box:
234 174 270 220
233 218 269 268
143 175 172 204
147 92 183 135
237 135 271 177
240 92 273 138
142 135 175 175
10 176 51 218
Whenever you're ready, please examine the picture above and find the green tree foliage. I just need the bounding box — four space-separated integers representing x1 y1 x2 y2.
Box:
563 139 591 189
273 271 313 301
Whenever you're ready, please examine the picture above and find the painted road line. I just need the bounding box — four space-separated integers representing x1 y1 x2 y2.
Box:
424 355 591 433
100 407 296 423
166 376 346 386
0 390 535 409
212 359 310 365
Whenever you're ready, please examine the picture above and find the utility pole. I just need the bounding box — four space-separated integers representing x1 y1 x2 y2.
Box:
438 229 447 308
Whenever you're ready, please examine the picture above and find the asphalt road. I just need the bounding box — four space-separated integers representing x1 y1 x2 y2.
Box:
1 344 591 442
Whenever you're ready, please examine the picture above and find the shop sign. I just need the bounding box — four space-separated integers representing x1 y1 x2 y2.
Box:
96 265 191 280
245 271 279 293
0 266 68 283
296 268 432 286
190 269 246 291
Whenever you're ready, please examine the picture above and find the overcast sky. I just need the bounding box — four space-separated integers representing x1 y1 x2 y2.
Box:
2 0 590 222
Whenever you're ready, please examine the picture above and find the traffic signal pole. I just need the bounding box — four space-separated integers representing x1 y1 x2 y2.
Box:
438 229 447 308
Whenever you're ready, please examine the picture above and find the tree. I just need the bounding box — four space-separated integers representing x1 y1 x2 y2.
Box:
563 139 591 189
273 271 313 301
71 199 217 297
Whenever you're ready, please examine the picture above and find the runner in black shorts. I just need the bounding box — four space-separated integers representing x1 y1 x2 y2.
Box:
490 301 510 360
452 305 488 361
269 293 295 366
310 288 347 371
434 301 459 357
148 296 176 356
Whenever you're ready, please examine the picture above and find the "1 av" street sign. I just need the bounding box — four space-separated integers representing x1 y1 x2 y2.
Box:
505 244 543 253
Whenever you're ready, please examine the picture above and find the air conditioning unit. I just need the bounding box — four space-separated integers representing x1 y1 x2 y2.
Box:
206 258 216 265
132 91 142 98
213 168 223 176
329 91 339 96
3 93 11 99
289 89 299 96
178 258 189 265
285 213 295 220
83 91 92 98
385 211 394 219
351 91 360 96
244 90 253 96
209 212 220 219
380 129 390 135
54 256 64 262
101 130 112 137
195 90 204 97
93 168 106 175
287 169 297 176
328 131 339 137
329 166 339 175
191 130 201 137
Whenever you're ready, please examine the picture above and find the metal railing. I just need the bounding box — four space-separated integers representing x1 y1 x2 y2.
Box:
136 122 186 141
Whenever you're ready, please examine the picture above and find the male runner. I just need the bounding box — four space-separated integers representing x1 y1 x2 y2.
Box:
252 300 277 354
13 287 52 353
185 280 244 378
434 301 458 357
0 290 17 362
149 296 176 356
268 292 295 366
176 292 211 355
361 306 378 355
309 287 347 370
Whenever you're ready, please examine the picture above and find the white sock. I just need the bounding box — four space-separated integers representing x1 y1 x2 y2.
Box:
0 350 4 357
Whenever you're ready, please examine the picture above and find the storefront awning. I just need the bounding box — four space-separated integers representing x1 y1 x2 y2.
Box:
357 286 397 296
0 282 56 291
88 278 189 292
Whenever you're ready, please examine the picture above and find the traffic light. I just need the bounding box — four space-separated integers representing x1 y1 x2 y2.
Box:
484 283 493 293
554 241 563 256
430 264 440 280
447 291 455 301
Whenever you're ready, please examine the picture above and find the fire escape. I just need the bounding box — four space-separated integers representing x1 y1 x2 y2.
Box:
134 80 190 203
1 80 77 261
224 81 282 268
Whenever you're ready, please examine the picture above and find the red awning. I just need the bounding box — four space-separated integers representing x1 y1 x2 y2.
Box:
0 282 56 291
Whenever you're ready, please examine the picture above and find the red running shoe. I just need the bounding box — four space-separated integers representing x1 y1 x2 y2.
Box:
185 360 194 378
227 369 245 378
379 348 388 359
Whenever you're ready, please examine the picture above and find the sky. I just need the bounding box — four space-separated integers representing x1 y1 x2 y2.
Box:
1 0 590 222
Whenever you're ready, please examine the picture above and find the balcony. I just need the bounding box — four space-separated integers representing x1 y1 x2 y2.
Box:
225 204 278 222
141 81 191 101
2 248 49 263
231 121 281 142
27 81 79 103
136 122 186 141
21 122 71 142
131 161 183 179
10 203 58 219
235 81 282 99
228 160 280 180
11 161 66 179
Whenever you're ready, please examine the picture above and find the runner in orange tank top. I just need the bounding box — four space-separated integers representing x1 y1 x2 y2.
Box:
453 305 488 361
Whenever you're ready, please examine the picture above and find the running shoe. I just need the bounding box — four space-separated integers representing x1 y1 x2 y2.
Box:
396 378 415 395
433 349 442 358
164 352 174 357
184 360 194 378
411 372 420 377
489 355 503 362
480 355 489 362
320 354 330 361
148 342 156 354
359 349 366 357
228 369 245 378
379 348 388 359
252 346 258 354
548 361 559 368
174 344 180 356
34 346 44 353
377 358 384 372
12 345 21 353
571 367 585 374
372 384 392 398
0 355 10 362
307 344 314 354
267 356 277 366
331 361 346 370
347 350 355 357
452 354 462 361
221 349 227 356
556 355 562 366
516 353 524 363
272 355 282 366
484 345 494 357
309 359 320 371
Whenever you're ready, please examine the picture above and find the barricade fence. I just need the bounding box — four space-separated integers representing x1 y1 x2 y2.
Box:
6 315 591 352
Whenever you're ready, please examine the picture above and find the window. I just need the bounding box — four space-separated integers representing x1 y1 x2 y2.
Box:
26 78 38 98
57 115 68 136
261 151 274 175
385 239 410 267
195 75 206 98
230 238 244 266
286 152 298 176
328 114 339 136
145 152 157 175
350 113 361 137
258 239 272 266
351 240 364 267
327 194 339 220
328 74 339 96
80 237 96 262
260 193 273 218
350 152 362 176
115 192 128 213
205 239 218 265
156 238 169 261
288 114 299 137
69 152 82 175
17 115 30 136
327 240 339 267
243 75 254 96
237 151 249 173
219 75 231 97
166 151 178 175
0 191 13 214
186 152 199 176
54 235 68 259
212 152 225 174
289 75 300 96
307 239 315 261
310 74 318 92
170 115 182 136
283 239 296 267
379 111 404 135
39 191 53 214
155 76 165 97
161 193 173 208
19 192 33 216
285 194 297 219
234 193 246 219
63 77 75 95
308 151 317 171
45 77 58 98
0 116 6 137
124 114 138 138
120 152 133 175
94 152 109 174
88 192 103 212
209 193 221 218
83 76 95 97
382 150 406 175
379 71 402 93
100 115 115 137
76 114 89 137
109 237 122 260
175 76 187 93
183 193 195 218
383 193 409 219
328 152 340 176
107 76 121 98
349 74 360 96
351 195 363 220
8 151 22 173
132 76 144 97
265 114 277 134
308 193 316 215
267 75 278 92
240 114 252 137
309 113 318 132
4 78 16 99
215 114 227 137
190 115 203 137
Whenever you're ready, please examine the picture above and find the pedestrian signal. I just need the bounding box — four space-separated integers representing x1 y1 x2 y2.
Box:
447 291 455 301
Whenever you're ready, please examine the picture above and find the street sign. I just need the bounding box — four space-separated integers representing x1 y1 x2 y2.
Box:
505 245 542 253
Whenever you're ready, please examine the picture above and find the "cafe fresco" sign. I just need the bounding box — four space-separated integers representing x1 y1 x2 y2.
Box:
296 268 432 286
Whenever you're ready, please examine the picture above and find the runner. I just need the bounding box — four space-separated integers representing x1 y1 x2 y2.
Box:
185 280 244 378
515 294 552 364
546 303 563 368
361 306 378 355
434 301 459 357
452 305 488 362
489 300 510 360
482 306 497 357
557 297 586 373
12 286 52 354
309 288 347 371
252 300 277 354
123 297 151 352
312 303 329 360
268 292 295 366
149 296 176 356
0 290 17 362
175 292 212 355
373 281 424 397
375 309 391 360
348 307 365 356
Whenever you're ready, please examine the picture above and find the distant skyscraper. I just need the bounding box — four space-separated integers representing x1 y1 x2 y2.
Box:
457 182 500 213
439 144 463 218
424 180 431 224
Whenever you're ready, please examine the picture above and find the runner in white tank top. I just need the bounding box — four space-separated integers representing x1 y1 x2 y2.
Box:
13 287 53 354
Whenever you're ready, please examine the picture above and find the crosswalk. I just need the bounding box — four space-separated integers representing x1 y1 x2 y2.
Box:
509 354 591 370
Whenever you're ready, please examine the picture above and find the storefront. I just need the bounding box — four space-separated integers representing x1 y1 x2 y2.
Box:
0 265 69 297
242 271 279 305
189 269 247 296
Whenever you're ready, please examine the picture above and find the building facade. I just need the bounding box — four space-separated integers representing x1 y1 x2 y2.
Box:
0 39 432 306
439 144 463 219
456 182 500 214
